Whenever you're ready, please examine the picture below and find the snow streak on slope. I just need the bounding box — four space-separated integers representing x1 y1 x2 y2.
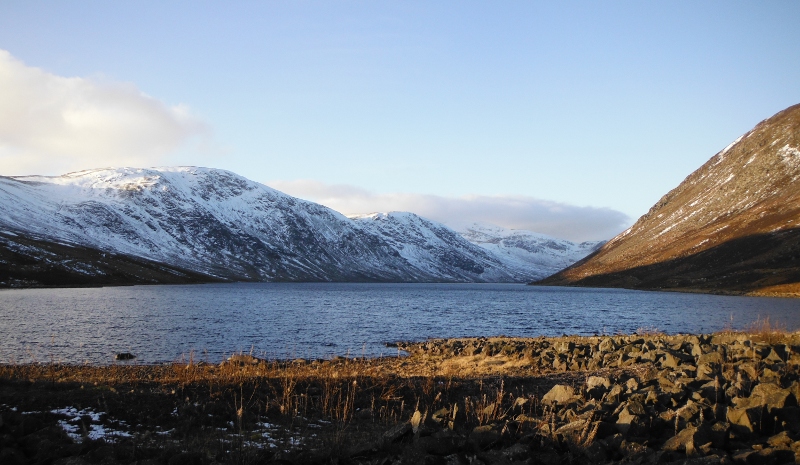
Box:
351 215 601 282
457 223 604 280
0 167 595 284
350 213 516 282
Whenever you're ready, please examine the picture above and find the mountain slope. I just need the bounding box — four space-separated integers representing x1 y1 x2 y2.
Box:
0 167 597 286
538 103 800 295
456 223 603 280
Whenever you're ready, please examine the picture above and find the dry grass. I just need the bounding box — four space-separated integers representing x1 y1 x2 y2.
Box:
0 353 557 459
715 315 793 344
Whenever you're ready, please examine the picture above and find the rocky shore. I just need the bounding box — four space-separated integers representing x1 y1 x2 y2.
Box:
2 331 800 464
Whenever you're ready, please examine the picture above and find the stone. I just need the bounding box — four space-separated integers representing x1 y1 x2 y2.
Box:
662 425 711 455
583 441 607 462
383 422 411 444
616 403 648 437
502 442 530 461
661 353 680 368
555 419 589 444
698 351 724 367
709 421 729 449
625 378 639 392
697 363 716 381
411 410 422 433
732 447 795 464
541 384 577 405
726 407 761 438
587 376 611 389
555 341 575 353
599 338 618 353
469 425 501 450
619 440 650 460
767 431 793 448
606 384 624 402
684 455 725 465
226 354 261 365
751 383 797 411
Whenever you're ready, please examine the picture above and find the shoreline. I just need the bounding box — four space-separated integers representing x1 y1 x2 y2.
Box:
4 279 800 300
2 332 800 464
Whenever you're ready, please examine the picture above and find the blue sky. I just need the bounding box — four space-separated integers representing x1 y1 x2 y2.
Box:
1 2 799 241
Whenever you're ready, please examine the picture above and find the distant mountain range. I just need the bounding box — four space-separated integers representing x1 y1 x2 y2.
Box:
539 103 800 296
0 167 600 287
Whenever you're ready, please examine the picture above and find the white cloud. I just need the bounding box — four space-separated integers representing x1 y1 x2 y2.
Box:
0 49 208 176
268 179 631 242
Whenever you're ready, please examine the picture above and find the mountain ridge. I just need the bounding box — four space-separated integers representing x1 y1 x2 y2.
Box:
0 167 596 287
538 103 800 296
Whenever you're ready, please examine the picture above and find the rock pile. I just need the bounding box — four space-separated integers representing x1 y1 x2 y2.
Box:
383 333 800 464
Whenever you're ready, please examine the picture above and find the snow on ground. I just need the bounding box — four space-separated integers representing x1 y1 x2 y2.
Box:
48 407 132 442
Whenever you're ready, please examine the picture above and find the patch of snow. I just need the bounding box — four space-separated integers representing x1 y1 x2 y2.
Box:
50 407 131 443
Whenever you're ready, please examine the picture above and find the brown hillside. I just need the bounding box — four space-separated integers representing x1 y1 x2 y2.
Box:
539 103 800 295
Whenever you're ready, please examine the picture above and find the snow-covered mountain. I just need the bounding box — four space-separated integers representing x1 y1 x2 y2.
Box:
0 167 598 286
351 213 514 281
456 222 604 279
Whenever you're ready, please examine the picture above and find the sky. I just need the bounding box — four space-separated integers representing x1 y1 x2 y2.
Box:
1 2 799 241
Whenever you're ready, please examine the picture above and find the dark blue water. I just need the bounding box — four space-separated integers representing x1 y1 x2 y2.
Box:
1 283 799 364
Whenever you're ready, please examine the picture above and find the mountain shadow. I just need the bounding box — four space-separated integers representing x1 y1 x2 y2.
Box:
536 226 800 296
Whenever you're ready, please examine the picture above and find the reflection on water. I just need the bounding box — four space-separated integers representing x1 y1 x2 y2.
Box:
1 283 799 364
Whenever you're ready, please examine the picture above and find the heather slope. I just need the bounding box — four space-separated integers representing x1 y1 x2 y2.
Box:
539 103 800 295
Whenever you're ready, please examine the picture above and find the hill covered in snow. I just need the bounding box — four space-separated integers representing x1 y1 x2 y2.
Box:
0 167 598 286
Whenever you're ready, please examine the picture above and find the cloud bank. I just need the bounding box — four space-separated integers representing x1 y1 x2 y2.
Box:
269 179 631 242
0 49 208 176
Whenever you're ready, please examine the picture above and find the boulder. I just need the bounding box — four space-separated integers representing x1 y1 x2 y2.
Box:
469 425 501 450
616 402 648 437
382 422 411 444
727 406 769 437
501 442 530 461
661 424 712 455
583 441 608 462
555 419 589 444
751 383 797 410
599 338 618 353
767 431 794 448
586 376 611 389
698 351 724 367
541 385 578 405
